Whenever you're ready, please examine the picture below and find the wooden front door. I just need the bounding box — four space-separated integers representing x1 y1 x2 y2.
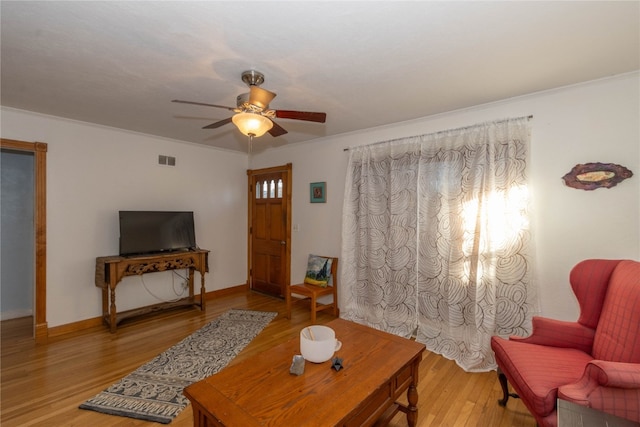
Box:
247 164 291 297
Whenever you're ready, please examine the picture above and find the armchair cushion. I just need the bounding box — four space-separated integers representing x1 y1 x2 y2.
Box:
491 338 593 418
559 360 640 422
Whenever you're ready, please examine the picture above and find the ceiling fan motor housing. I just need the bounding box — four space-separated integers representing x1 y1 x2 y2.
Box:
237 93 250 107
237 93 271 115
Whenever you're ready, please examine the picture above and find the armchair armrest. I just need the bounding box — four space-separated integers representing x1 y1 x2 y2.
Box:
559 360 640 423
581 360 640 388
510 316 595 354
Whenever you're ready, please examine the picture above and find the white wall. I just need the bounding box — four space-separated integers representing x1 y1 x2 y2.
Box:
251 72 640 321
0 109 248 327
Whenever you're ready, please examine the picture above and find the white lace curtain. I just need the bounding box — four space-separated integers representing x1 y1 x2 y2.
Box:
340 117 537 371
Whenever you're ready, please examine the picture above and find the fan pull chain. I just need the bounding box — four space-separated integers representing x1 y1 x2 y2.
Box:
248 134 254 156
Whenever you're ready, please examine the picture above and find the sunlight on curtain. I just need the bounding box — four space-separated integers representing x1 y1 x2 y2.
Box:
341 117 537 372
461 186 530 256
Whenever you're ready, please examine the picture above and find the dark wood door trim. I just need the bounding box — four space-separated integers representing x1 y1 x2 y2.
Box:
247 163 292 296
1 138 48 342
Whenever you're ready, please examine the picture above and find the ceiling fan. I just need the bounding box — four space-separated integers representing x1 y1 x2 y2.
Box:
172 70 326 139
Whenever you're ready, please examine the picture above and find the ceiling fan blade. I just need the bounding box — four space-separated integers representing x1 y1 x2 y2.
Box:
275 110 326 123
172 99 236 111
249 86 276 109
268 120 288 137
202 117 233 129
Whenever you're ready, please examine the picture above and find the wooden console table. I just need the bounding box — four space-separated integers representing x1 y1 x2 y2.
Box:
184 318 425 427
95 249 209 332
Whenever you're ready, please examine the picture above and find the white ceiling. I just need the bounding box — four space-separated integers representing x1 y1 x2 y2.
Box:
1 1 638 153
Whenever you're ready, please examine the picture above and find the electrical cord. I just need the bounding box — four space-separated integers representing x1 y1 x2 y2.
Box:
172 270 189 296
139 269 189 303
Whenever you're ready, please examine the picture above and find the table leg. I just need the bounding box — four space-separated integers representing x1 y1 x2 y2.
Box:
101 287 108 324
406 382 418 427
188 268 195 300
109 286 117 333
200 271 206 311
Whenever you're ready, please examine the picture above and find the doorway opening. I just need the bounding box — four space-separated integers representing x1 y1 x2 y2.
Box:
0 139 48 343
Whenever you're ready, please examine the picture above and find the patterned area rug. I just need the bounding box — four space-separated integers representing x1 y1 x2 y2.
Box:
79 309 277 423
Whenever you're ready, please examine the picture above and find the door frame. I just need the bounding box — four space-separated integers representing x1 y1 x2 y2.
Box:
0 138 48 342
246 163 292 295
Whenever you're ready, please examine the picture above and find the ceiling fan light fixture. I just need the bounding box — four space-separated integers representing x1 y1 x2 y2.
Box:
232 112 273 137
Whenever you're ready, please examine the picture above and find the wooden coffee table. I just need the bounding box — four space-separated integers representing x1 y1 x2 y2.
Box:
184 318 425 427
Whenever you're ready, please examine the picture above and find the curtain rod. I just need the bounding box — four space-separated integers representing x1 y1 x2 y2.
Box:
343 115 533 152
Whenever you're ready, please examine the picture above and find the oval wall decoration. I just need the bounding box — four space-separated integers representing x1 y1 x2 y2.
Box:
562 162 633 190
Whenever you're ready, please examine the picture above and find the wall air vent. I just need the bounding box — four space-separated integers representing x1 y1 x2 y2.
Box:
158 155 176 166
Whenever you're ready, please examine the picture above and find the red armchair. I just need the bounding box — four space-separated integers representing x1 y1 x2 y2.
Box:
490 259 640 427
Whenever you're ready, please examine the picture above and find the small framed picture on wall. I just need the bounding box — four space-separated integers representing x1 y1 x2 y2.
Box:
310 182 326 203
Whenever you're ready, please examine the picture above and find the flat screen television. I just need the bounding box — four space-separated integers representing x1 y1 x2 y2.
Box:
119 211 196 256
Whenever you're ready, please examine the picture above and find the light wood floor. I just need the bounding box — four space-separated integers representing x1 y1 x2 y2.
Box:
1 290 536 427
